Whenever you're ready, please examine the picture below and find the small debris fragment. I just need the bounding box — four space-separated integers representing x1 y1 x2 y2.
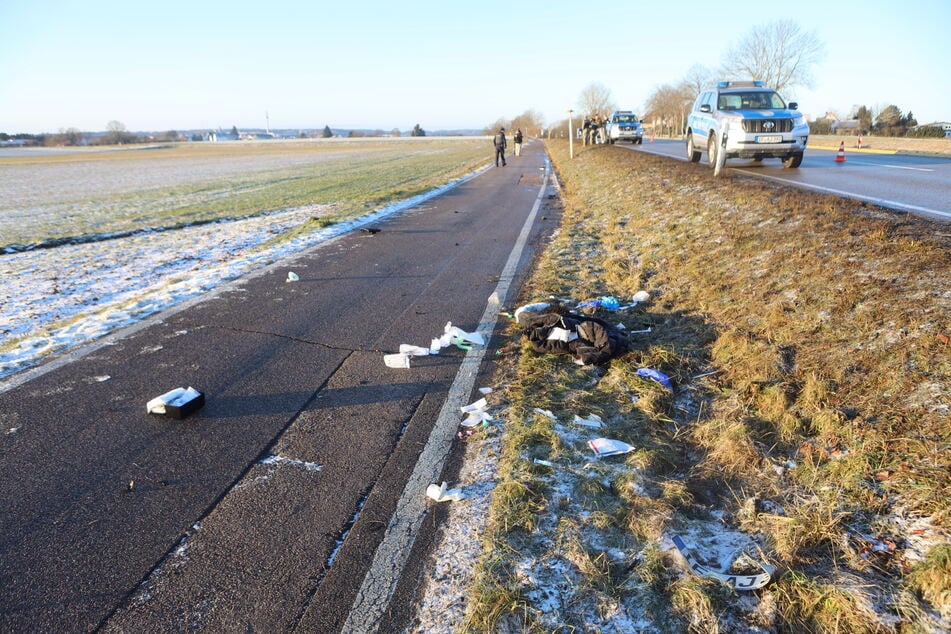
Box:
671 535 773 590
636 368 673 390
573 413 604 429
589 437 634 458
426 481 465 502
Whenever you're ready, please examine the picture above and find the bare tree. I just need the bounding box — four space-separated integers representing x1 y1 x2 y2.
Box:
645 83 693 137
720 20 825 93
105 120 128 145
509 109 545 137
577 82 615 119
683 65 714 100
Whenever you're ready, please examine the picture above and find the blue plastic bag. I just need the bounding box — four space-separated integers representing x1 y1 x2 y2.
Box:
636 368 673 390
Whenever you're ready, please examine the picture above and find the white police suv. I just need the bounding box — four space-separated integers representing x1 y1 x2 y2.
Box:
606 111 644 144
685 81 809 168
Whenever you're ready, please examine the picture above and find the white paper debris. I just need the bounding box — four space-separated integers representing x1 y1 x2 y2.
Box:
533 408 557 419
533 459 555 467
671 535 774 590
444 322 485 347
488 291 500 305
426 481 466 502
399 344 430 356
147 386 200 414
461 411 493 427
478 387 493 395
514 302 551 324
384 353 411 369
429 338 442 354
286 271 300 282
573 413 604 429
461 398 488 414
546 327 578 343
588 437 634 458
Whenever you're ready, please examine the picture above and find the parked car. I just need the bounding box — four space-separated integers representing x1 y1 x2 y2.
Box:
685 81 809 168
606 111 644 144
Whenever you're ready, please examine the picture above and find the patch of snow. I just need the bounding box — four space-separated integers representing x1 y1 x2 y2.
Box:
0 169 483 386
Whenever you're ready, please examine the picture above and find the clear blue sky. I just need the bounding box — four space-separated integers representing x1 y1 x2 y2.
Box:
2 0 949 134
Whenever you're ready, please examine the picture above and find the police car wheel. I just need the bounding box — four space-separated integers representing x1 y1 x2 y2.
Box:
782 152 803 168
686 134 701 162
707 134 718 167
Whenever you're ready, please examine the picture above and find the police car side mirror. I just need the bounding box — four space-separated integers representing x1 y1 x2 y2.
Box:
699 104 712 114
788 102 798 110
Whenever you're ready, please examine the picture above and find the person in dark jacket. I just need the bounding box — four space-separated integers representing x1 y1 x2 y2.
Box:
513 128 523 156
493 127 507 166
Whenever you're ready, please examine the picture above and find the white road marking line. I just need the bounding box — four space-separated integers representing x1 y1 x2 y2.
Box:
343 161 550 634
881 164 934 172
738 172 951 220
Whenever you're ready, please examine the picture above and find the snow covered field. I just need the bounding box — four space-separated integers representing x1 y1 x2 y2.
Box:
0 142 486 384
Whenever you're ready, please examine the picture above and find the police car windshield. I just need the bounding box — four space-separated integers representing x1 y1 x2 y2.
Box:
718 92 786 110
615 115 637 122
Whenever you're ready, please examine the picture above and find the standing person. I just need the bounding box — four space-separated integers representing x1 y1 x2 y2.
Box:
493 127 507 167
582 116 592 146
513 128 523 157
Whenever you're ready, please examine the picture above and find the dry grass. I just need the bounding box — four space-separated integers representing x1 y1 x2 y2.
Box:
463 140 950 632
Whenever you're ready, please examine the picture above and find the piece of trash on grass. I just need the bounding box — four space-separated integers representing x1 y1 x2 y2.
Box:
461 411 493 427
636 367 673 390
627 327 652 335
533 408 556 420
461 397 492 427
147 387 204 419
461 397 488 413
671 534 774 590
577 296 620 310
589 437 634 458
514 302 551 324
384 353 411 369
573 413 604 429
426 481 465 502
398 344 430 357
533 459 555 467
286 272 300 282
478 387 493 395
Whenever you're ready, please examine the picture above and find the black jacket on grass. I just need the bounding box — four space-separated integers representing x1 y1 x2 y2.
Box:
520 309 629 365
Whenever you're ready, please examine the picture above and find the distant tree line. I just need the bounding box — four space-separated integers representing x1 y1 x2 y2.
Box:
483 109 546 137
0 120 189 147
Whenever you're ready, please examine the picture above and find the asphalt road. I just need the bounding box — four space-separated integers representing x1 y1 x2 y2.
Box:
0 141 557 632
629 139 951 221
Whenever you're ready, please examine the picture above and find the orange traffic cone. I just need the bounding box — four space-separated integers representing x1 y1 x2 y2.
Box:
835 141 846 163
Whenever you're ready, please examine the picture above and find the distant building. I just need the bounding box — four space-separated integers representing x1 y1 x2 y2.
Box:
916 122 951 137
831 119 861 135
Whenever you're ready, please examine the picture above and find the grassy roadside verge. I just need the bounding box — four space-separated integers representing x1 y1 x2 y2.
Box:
462 141 949 632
